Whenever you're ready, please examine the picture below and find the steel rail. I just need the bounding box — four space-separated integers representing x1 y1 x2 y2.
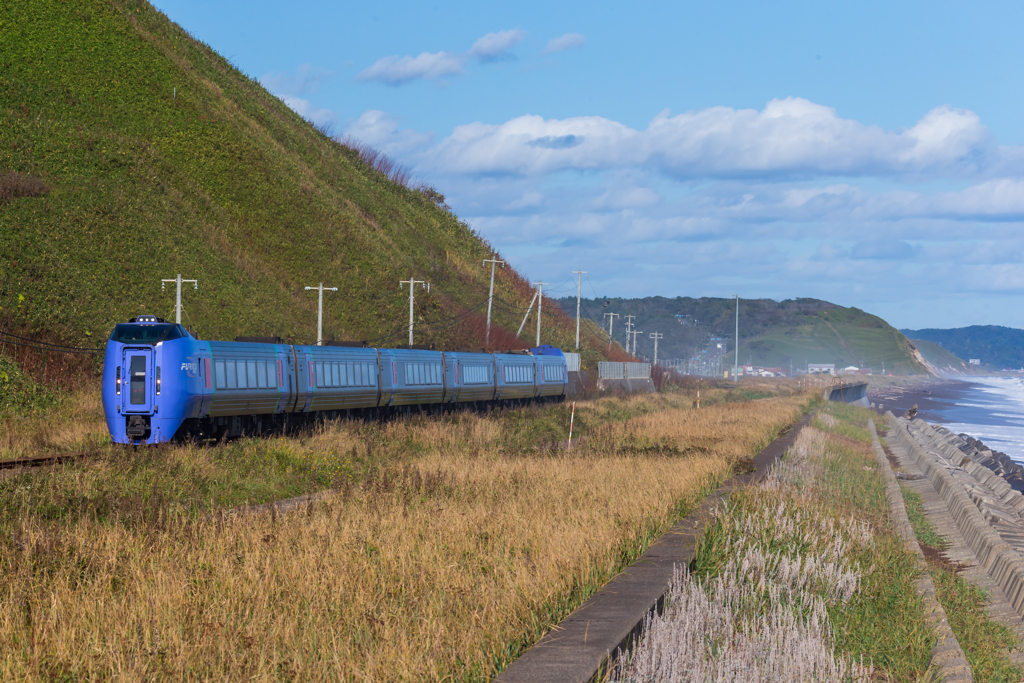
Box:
0 452 88 470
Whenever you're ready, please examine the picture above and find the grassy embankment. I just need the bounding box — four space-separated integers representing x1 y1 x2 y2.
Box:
1 0 627 389
614 402 950 679
0 380 811 680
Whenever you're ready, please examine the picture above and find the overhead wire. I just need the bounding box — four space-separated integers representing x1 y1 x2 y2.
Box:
0 335 101 355
364 296 492 345
0 330 102 354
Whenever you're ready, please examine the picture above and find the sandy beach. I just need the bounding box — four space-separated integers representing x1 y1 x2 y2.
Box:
867 377 979 424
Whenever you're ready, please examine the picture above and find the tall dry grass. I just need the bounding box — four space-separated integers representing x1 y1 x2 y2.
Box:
0 387 108 460
1 391 809 680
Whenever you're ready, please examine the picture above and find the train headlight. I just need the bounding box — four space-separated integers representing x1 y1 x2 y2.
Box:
156 366 161 395
116 366 121 395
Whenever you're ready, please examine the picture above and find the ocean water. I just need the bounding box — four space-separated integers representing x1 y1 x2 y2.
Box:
926 377 1024 463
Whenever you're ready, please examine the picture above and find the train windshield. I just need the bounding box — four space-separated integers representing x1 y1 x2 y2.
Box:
110 324 184 344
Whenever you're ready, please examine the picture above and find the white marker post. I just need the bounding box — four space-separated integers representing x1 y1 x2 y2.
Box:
567 401 576 451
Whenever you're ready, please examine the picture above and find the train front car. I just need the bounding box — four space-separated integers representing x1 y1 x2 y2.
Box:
102 316 205 444
531 345 569 399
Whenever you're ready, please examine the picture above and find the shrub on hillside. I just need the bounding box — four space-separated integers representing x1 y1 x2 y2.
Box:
0 171 50 204
0 356 57 414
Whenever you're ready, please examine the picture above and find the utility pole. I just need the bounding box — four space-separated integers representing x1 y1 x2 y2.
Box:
623 315 636 355
399 275 429 345
532 281 549 347
516 291 539 339
572 270 587 350
734 294 740 380
649 332 663 365
483 257 504 346
631 329 643 357
604 312 619 353
303 282 338 346
161 273 198 325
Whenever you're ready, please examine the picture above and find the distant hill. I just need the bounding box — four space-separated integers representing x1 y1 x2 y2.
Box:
908 338 991 376
0 0 620 377
557 296 932 376
901 326 1024 370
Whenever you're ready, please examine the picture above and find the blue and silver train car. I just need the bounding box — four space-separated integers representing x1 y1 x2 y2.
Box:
102 315 569 445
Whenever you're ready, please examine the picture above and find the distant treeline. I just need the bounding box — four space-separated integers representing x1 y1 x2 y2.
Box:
902 325 1024 369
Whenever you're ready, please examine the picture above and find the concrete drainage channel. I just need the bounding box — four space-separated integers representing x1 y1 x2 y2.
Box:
498 405 1024 682
869 418 972 681
494 410 816 683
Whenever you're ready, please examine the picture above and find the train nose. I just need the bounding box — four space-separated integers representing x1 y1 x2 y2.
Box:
121 348 156 440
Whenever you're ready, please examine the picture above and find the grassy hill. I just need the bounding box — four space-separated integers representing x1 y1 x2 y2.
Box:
902 325 1024 371
0 0 624 383
558 296 932 375
908 338 998 376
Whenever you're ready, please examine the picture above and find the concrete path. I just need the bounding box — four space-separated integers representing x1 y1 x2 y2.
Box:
870 419 972 681
494 411 816 683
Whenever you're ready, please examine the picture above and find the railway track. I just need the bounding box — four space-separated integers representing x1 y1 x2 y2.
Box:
0 452 89 470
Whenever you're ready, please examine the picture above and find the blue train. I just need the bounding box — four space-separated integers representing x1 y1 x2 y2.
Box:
102 315 569 445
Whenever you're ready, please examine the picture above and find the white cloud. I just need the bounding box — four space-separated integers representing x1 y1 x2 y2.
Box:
344 110 434 156
423 98 993 178
469 29 527 62
924 178 1024 218
544 33 585 54
504 191 545 210
356 29 527 85
356 51 465 85
593 186 661 210
338 104 1024 327
281 96 338 128
261 63 335 97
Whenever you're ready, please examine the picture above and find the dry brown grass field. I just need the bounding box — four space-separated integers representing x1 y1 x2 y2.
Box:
0 382 812 680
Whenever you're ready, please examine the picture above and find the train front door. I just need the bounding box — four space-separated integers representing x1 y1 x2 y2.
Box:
122 347 155 439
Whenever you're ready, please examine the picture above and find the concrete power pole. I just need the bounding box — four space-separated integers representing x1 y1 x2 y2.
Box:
649 332 663 366
303 282 338 346
532 281 549 347
623 315 636 356
572 270 587 349
399 275 429 345
631 329 643 357
483 257 504 346
516 291 538 339
734 294 740 380
604 312 619 353
161 273 198 325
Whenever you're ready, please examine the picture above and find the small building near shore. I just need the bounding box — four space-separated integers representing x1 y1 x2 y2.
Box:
808 363 835 375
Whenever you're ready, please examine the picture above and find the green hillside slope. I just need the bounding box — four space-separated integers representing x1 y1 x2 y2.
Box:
902 326 1024 370
559 296 932 375
0 0 603 373
909 338 991 375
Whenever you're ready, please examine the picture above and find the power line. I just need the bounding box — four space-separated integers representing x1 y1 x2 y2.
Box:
0 330 101 352
0 333 101 355
364 296 492 345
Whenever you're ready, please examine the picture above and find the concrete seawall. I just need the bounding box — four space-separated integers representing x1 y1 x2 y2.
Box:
824 380 869 407
888 412 1024 616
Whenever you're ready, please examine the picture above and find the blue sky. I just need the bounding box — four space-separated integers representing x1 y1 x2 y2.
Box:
153 0 1024 329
